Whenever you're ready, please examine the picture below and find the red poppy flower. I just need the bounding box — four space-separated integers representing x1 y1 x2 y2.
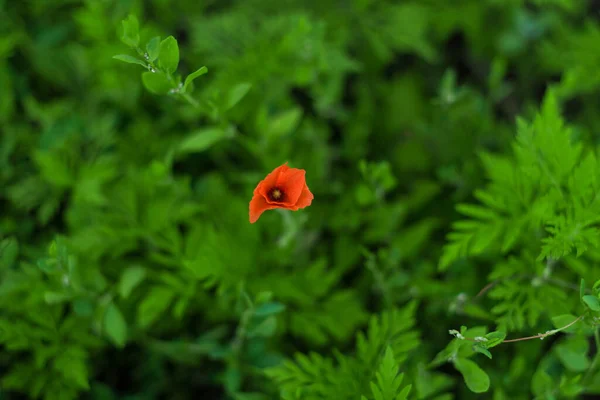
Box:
249 163 314 223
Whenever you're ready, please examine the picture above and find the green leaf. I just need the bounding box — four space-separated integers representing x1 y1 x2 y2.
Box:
137 286 175 328
247 316 277 337
580 278 586 300
120 15 140 47
555 338 590 372
366 347 411 400
593 279 600 294
177 127 234 154
225 83 252 110
253 302 286 317
142 71 173 95
146 36 161 62
0 237 19 269
33 150 73 187
112 54 146 67
158 36 179 74
183 66 208 93
267 108 303 138
104 303 127 348
473 344 492 359
483 331 506 348
454 358 490 393
118 266 147 299
552 314 581 333
582 295 600 311
44 291 71 304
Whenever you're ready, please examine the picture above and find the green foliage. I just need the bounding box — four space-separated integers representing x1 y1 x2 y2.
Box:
265 304 419 400
3 0 600 399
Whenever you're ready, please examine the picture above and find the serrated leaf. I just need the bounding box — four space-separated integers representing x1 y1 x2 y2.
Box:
113 54 147 67
454 358 490 393
142 71 173 95
146 36 161 62
104 303 127 348
158 36 179 74
582 295 600 311
366 347 411 400
183 66 208 93
118 266 147 299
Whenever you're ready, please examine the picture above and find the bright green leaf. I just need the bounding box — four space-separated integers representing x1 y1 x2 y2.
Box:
224 83 252 110
473 344 492 359
158 36 179 74
267 108 303 138
582 295 600 311
247 316 277 337
120 15 140 47
146 36 161 62
44 291 71 304
104 303 127 348
118 266 147 299
454 358 490 393
183 66 208 92
137 286 174 328
142 71 173 95
552 314 581 333
112 54 147 67
483 331 506 348
253 302 286 317
177 127 233 154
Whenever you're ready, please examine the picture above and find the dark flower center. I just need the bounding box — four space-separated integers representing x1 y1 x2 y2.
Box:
268 187 284 201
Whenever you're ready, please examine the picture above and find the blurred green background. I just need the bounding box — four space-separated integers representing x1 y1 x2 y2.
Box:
2 0 600 399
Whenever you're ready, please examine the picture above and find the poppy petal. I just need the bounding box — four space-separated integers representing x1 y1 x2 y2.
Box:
277 168 306 205
249 192 279 223
257 163 290 199
291 183 314 210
